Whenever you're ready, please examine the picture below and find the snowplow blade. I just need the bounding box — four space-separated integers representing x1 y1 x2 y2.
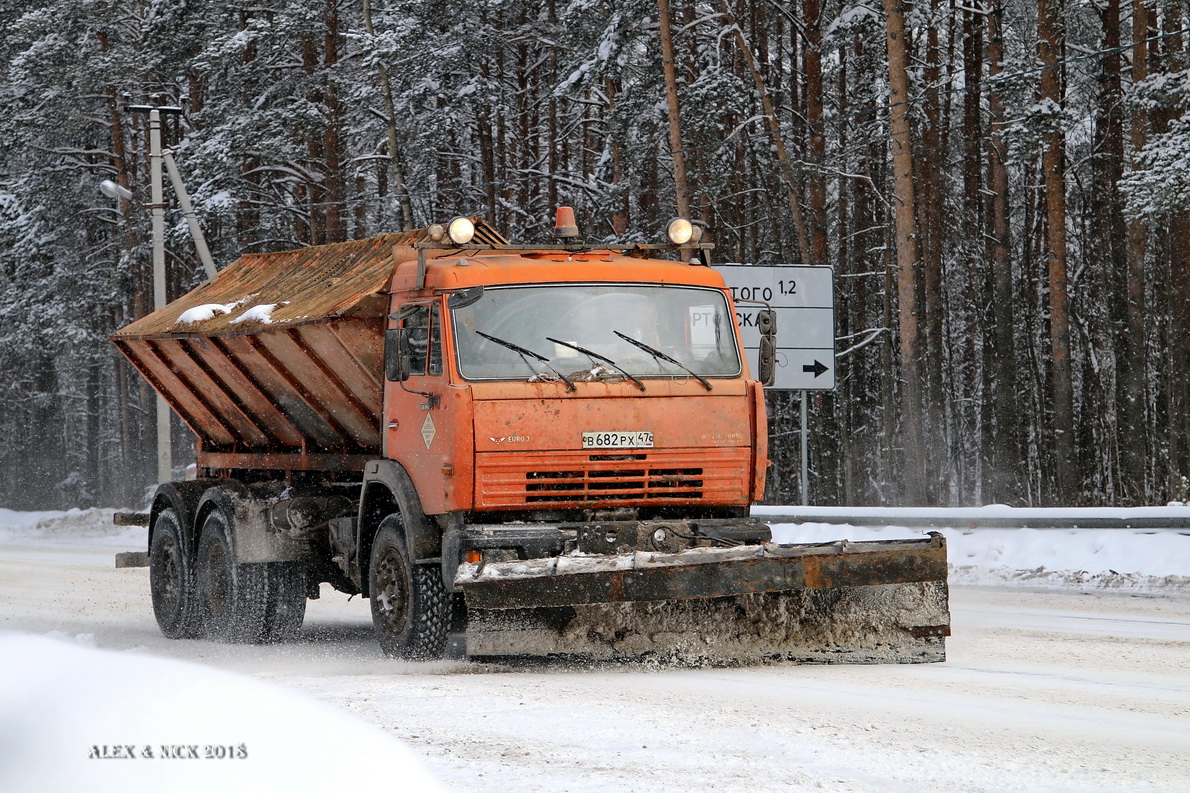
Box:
456 534 951 665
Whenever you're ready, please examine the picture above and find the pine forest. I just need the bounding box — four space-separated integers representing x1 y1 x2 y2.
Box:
1 0 1188 509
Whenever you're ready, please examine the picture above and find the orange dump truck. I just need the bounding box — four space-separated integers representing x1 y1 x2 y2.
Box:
112 217 950 663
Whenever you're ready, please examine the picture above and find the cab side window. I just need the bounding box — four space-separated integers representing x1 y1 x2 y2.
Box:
403 304 442 377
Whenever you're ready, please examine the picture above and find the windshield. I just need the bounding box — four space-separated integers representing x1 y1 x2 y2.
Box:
451 284 741 382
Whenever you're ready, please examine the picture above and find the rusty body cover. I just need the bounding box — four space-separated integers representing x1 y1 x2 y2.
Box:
112 223 505 473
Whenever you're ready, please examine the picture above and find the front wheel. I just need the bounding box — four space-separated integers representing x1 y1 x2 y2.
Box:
369 515 450 659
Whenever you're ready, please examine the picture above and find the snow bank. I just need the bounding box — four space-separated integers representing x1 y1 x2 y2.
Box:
769 522 1190 593
0 507 144 547
753 503 1190 523
0 508 68 533
0 631 446 793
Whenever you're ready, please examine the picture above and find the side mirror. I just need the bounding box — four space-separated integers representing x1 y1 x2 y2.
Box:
756 309 775 336
756 309 776 387
384 328 412 382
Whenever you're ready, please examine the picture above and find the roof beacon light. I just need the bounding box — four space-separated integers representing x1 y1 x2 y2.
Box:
447 216 475 245
666 217 700 246
555 206 579 238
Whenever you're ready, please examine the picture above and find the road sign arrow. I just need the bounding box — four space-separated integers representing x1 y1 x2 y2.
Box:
802 360 829 378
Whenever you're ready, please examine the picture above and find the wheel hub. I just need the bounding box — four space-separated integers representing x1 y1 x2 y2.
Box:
375 549 410 631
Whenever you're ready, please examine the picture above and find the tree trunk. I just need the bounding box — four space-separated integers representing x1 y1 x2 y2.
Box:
1159 13 1190 500
985 0 1020 503
717 0 813 265
1120 0 1149 501
657 0 692 218
836 44 857 504
322 2 345 243
920 0 945 481
361 0 414 231
302 36 326 246
960 7 984 502
1038 0 1076 502
885 0 926 504
805 0 828 266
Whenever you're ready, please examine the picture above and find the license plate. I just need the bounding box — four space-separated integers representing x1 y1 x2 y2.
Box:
581 431 654 449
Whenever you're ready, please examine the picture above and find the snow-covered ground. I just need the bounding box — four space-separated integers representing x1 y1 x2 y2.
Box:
1 507 1188 792
0 633 445 793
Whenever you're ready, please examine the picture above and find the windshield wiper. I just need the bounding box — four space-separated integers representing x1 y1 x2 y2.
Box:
545 337 646 391
476 331 576 392
613 331 712 391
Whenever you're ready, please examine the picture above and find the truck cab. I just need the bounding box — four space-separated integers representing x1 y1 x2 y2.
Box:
383 252 767 516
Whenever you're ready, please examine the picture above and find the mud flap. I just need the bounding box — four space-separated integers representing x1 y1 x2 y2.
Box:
456 535 951 665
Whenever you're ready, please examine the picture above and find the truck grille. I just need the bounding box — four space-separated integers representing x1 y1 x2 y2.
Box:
475 448 750 509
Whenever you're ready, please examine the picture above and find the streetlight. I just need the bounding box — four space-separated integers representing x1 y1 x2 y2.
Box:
99 180 133 201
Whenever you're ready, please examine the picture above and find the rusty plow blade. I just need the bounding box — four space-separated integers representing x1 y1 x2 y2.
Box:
456 534 951 665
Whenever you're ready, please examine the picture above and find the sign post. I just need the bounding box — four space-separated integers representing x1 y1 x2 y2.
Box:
716 265 836 506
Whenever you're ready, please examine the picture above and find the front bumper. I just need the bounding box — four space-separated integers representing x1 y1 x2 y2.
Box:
441 517 769 593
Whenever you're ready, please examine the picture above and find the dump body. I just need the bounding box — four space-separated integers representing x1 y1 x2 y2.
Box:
112 234 397 471
112 224 509 474
116 223 949 664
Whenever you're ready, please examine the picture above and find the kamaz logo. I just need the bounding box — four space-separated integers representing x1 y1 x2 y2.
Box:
489 435 529 444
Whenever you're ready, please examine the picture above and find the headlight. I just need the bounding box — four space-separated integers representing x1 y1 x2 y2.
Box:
447 216 475 245
666 217 701 245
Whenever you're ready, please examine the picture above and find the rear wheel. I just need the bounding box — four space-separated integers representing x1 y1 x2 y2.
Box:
196 508 270 643
369 515 450 659
149 508 202 639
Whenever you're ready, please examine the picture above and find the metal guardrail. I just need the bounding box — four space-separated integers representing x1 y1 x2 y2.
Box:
752 507 1190 532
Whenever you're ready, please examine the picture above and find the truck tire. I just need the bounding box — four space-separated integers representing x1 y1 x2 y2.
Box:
262 561 307 642
149 508 202 639
369 515 450 659
196 508 270 643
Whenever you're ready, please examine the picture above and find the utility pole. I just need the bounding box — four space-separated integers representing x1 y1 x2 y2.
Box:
127 101 184 484
162 149 217 279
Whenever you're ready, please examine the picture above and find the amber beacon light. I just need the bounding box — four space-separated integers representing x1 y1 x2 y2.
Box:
554 206 579 238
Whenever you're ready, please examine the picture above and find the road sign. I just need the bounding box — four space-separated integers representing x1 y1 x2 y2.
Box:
716 264 835 390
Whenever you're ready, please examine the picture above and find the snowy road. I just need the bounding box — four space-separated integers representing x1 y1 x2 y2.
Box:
2 535 1189 792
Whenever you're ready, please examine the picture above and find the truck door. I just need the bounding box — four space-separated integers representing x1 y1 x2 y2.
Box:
384 301 455 510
